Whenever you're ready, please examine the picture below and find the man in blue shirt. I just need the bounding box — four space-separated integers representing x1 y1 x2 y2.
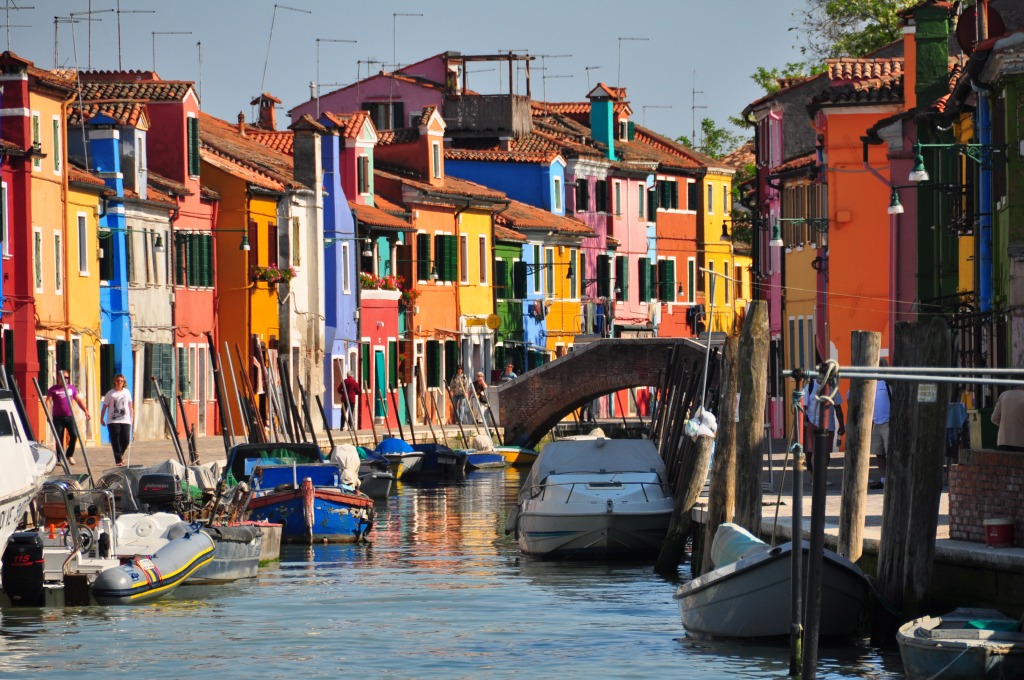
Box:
868 359 892 489
501 362 518 383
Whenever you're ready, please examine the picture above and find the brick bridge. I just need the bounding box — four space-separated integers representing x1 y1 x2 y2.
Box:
490 337 708 448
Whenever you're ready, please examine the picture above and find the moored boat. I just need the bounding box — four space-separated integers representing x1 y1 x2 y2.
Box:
495 445 538 467
897 607 1024 680
376 437 424 479
674 523 869 639
509 436 673 559
411 443 467 477
465 449 506 470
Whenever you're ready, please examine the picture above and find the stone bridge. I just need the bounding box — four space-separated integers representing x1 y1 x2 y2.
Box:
490 338 709 448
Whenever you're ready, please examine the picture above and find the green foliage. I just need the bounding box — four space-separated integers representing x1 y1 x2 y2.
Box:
796 0 918 60
677 118 747 160
750 62 826 94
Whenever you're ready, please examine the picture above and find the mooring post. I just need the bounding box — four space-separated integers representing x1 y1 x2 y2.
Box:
735 300 768 533
655 433 715 575
700 336 738 576
838 330 880 562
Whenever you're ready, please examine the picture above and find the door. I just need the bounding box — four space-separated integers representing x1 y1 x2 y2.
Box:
374 349 386 418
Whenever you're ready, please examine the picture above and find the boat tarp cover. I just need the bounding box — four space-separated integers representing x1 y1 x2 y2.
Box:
376 437 414 454
523 438 665 489
100 459 218 512
710 522 771 570
225 443 323 485
328 445 362 487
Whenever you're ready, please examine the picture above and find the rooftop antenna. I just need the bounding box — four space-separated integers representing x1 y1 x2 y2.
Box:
115 0 155 71
316 37 357 118
617 37 648 88
642 105 671 128
584 65 602 90
196 41 202 107
260 4 311 99
152 31 191 72
537 54 571 105
691 70 707 147
70 7 112 71
356 58 384 110
1 1 32 53
498 49 527 95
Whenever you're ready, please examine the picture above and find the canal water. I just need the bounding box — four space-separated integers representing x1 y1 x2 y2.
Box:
0 467 904 679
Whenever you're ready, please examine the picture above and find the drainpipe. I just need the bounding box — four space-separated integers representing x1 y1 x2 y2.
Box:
974 82 993 313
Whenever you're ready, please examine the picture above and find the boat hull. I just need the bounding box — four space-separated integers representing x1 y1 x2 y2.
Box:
191 524 263 583
384 452 424 479
91 528 215 605
359 471 395 498
897 609 1024 680
465 451 507 470
247 484 374 544
518 509 671 559
675 542 868 639
497 446 537 467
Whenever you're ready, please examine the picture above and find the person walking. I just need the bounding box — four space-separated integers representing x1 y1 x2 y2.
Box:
339 372 361 429
100 374 134 466
473 371 489 424
869 359 892 489
449 365 470 424
45 370 90 466
992 385 1024 452
803 377 845 476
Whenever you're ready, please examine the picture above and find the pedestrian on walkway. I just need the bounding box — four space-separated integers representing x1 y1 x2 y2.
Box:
501 362 518 383
449 365 471 424
101 374 134 466
45 370 90 466
339 372 361 429
992 385 1024 452
868 359 892 489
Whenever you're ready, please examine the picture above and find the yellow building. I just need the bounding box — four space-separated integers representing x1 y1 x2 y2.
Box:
701 162 750 335
457 206 496 370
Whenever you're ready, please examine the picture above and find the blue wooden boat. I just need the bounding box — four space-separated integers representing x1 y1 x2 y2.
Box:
411 443 467 477
225 443 374 545
465 450 507 470
376 437 424 479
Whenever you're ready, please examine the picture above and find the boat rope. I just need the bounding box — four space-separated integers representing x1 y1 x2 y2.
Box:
922 645 971 680
770 381 807 546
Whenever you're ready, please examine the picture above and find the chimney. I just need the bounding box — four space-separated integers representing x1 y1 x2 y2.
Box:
237 111 246 136
251 92 281 131
588 83 616 161
911 1 952 113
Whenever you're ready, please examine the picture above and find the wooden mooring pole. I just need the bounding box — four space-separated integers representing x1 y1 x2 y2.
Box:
735 300 768 534
872 318 951 645
700 335 738 576
838 331 880 562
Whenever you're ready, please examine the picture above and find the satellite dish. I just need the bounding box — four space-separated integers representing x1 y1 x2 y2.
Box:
956 4 1005 55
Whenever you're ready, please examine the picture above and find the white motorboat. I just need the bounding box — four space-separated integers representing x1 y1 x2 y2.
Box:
674 523 869 639
897 607 1024 680
0 386 57 561
508 436 673 559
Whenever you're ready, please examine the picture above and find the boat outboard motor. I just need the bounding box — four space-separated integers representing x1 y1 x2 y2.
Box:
2 531 45 606
137 473 184 513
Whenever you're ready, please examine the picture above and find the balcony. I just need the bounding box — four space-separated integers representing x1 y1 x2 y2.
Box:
443 94 533 139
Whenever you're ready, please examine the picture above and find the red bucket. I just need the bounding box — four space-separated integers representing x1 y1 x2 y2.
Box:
984 518 1014 547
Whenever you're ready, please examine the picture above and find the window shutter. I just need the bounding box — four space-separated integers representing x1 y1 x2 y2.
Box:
268 223 278 268
426 340 440 387
55 340 70 373
388 340 398 389
649 261 658 301
416 232 431 280
647 187 656 217
444 340 459 382
494 345 506 371
596 255 610 298
671 181 680 210
357 158 366 193
444 234 458 281
188 117 201 177
177 346 188 396
174 233 187 285
203 233 213 287
576 179 589 211
143 344 156 398
393 102 405 129
100 343 115 395
637 257 649 302
615 255 627 301
99 234 114 281
658 260 675 301
248 220 258 271
512 261 527 298
36 340 49 389
160 344 175 397
687 182 697 211
433 234 445 281
494 260 507 299
360 344 370 389
627 121 635 140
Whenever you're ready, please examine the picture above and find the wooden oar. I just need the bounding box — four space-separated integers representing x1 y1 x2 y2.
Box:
444 382 468 447
314 394 335 449
205 331 234 455
362 380 379 447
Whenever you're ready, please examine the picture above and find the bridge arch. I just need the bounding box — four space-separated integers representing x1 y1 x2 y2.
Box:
490 338 709 448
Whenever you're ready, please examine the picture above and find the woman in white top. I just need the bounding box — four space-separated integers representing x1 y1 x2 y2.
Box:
100 374 134 466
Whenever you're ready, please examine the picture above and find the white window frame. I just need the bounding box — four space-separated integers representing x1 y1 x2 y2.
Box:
341 242 351 294
544 247 554 296
686 257 695 304
53 232 63 294
31 111 41 171
478 235 487 285
188 344 198 402
33 227 43 292
723 185 730 215
614 180 621 216
553 177 562 212
460 234 469 284
291 216 301 267
432 142 441 179
706 183 714 214
52 115 62 176
77 213 89 275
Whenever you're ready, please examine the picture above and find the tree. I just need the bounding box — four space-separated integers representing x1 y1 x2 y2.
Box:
796 0 918 60
750 62 825 94
678 118 746 160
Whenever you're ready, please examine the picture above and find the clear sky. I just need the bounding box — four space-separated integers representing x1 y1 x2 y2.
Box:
17 0 809 147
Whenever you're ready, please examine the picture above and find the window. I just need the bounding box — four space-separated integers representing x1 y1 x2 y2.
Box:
478 235 487 284
33 228 43 291
544 247 554 296
434 233 457 281
614 181 621 216
189 345 198 401
575 178 590 212
657 259 675 302
687 258 695 303
638 257 650 302
723 185 730 215
53 233 62 294
595 180 608 213
687 181 698 212
494 259 507 299
532 244 541 294
31 112 41 171
615 255 628 301
432 142 441 179
1 182 9 257
357 155 370 194
553 177 562 212
144 343 174 399
291 217 301 267
52 117 62 174
638 186 645 219
341 242 351 293
361 101 404 131
734 265 743 301
596 254 611 298
187 115 200 177
656 180 679 210
416 232 431 281
460 234 469 284
568 248 578 299
77 214 88 274
707 183 714 214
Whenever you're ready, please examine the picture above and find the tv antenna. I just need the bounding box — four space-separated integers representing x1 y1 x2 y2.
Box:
642 105 671 128
0 1 30 53
691 71 707 147
260 5 311 99
115 1 155 71
316 37 357 118
584 65 602 90
617 37 648 88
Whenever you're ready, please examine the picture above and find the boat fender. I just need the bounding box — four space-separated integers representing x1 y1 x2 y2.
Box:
274 483 297 492
504 505 520 536
769 546 783 557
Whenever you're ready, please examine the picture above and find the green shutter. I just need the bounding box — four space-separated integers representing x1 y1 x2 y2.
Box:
688 259 695 303
494 260 507 299
100 343 115 395
55 340 70 373
649 262 658 301
36 339 49 388
177 346 187 396
188 117 200 176
444 340 459 382
360 344 370 390
388 341 398 389
512 261 527 298
433 234 446 281
417 233 431 280
615 255 628 301
627 121 635 140
174 233 187 285
637 257 649 302
426 340 440 387
494 346 506 372
532 244 540 291
444 235 458 281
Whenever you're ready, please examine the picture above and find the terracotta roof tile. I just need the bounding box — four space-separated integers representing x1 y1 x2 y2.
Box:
444 143 561 164
350 201 414 232
247 129 294 156
377 127 420 146
68 101 147 127
773 153 816 173
827 57 903 82
375 167 508 203
495 200 593 237
147 171 192 197
76 79 193 102
812 57 905 107
68 163 108 190
28 66 77 92
200 147 285 193
199 111 304 191
321 111 371 139
721 141 755 169
373 195 408 214
495 224 527 243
